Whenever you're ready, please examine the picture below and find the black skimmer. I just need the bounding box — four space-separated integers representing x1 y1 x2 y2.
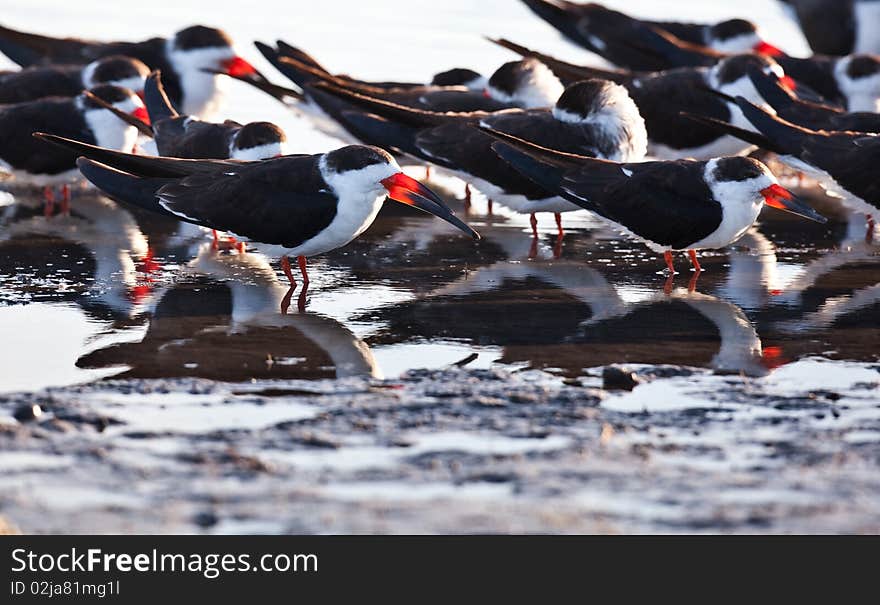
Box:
746 66 880 133
520 0 782 66
688 95 880 239
481 128 826 277
585 22 880 110
255 39 488 93
309 78 647 238
0 85 146 213
225 53 565 144
0 55 150 104
491 39 787 160
35 134 480 312
139 71 288 160
0 23 267 116
779 0 880 56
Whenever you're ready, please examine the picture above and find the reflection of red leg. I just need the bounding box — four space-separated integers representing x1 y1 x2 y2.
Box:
60 184 70 215
530 213 538 239
297 256 309 285
280 286 294 315
663 275 674 296
297 286 308 312
687 249 702 272
280 256 296 287
43 187 55 217
664 250 675 274
554 212 564 237
237 241 246 254
528 236 538 260
487 198 493 215
425 166 431 181
464 183 471 213
688 271 701 292
867 215 875 243
553 233 563 259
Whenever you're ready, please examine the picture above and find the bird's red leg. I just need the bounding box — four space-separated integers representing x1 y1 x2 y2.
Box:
866 214 875 243
425 166 431 181
211 229 219 250
664 250 675 275
687 249 702 273
464 183 471 213
554 212 564 237
43 186 55 217
530 213 538 239
297 256 310 286
280 256 296 287
60 184 70 215
487 198 493 215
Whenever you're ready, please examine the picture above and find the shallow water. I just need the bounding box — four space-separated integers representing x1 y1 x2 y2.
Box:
0 1 878 534
1 181 878 390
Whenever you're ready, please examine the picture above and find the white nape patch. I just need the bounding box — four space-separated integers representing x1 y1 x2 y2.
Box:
710 32 761 55
80 96 140 153
854 1 880 54
167 40 235 117
81 65 145 93
552 82 648 162
280 157 399 258
688 158 773 251
230 141 288 161
709 69 772 114
487 62 564 109
835 56 880 112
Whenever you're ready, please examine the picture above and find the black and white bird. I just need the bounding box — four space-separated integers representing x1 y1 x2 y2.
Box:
138 71 288 160
492 39 786 160
779 0 880 56
577 22 880 111
0 55 150 104
227 51 565 144
746 66 880 133
519 0 783 71
0 85 146 212
0 23 266 116
256 39 489 93
309 78 648 236
689 95 880 237
481 128 826 275
35 134 480 312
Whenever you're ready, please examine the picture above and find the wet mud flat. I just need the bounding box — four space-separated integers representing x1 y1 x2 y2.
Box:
0 360 878 534
1 181 879 533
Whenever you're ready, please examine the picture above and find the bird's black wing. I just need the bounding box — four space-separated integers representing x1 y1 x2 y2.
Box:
0 24 99 66
415 120 554 199
159 120 236 159
1 99 95 174
488 38 634 86
481 111 604 157
558 159 721 250
415 90 512 112
155 155 340 248
0 65 82 103
799 132 880 205
634 69 733 149
776 55 844 107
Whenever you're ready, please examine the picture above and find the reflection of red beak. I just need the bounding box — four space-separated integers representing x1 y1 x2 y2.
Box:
761 345 787 370
222 56 258 77
482 88 491 98
132 106 151 126
754 41 783 57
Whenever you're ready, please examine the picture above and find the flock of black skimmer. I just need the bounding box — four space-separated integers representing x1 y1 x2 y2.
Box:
0 0 877 315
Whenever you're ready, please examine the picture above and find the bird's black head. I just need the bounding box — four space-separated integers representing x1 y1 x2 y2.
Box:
712 54 779 86
172 25 234 51
708 19 756 43
430 68 485 90
844 54 880 79
82 84 141 108
553 79 623 119
84 55 150 93
486 58 564 108
322 145 394 176
836 54 880 111
711 157 767 183
231 122 288 159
